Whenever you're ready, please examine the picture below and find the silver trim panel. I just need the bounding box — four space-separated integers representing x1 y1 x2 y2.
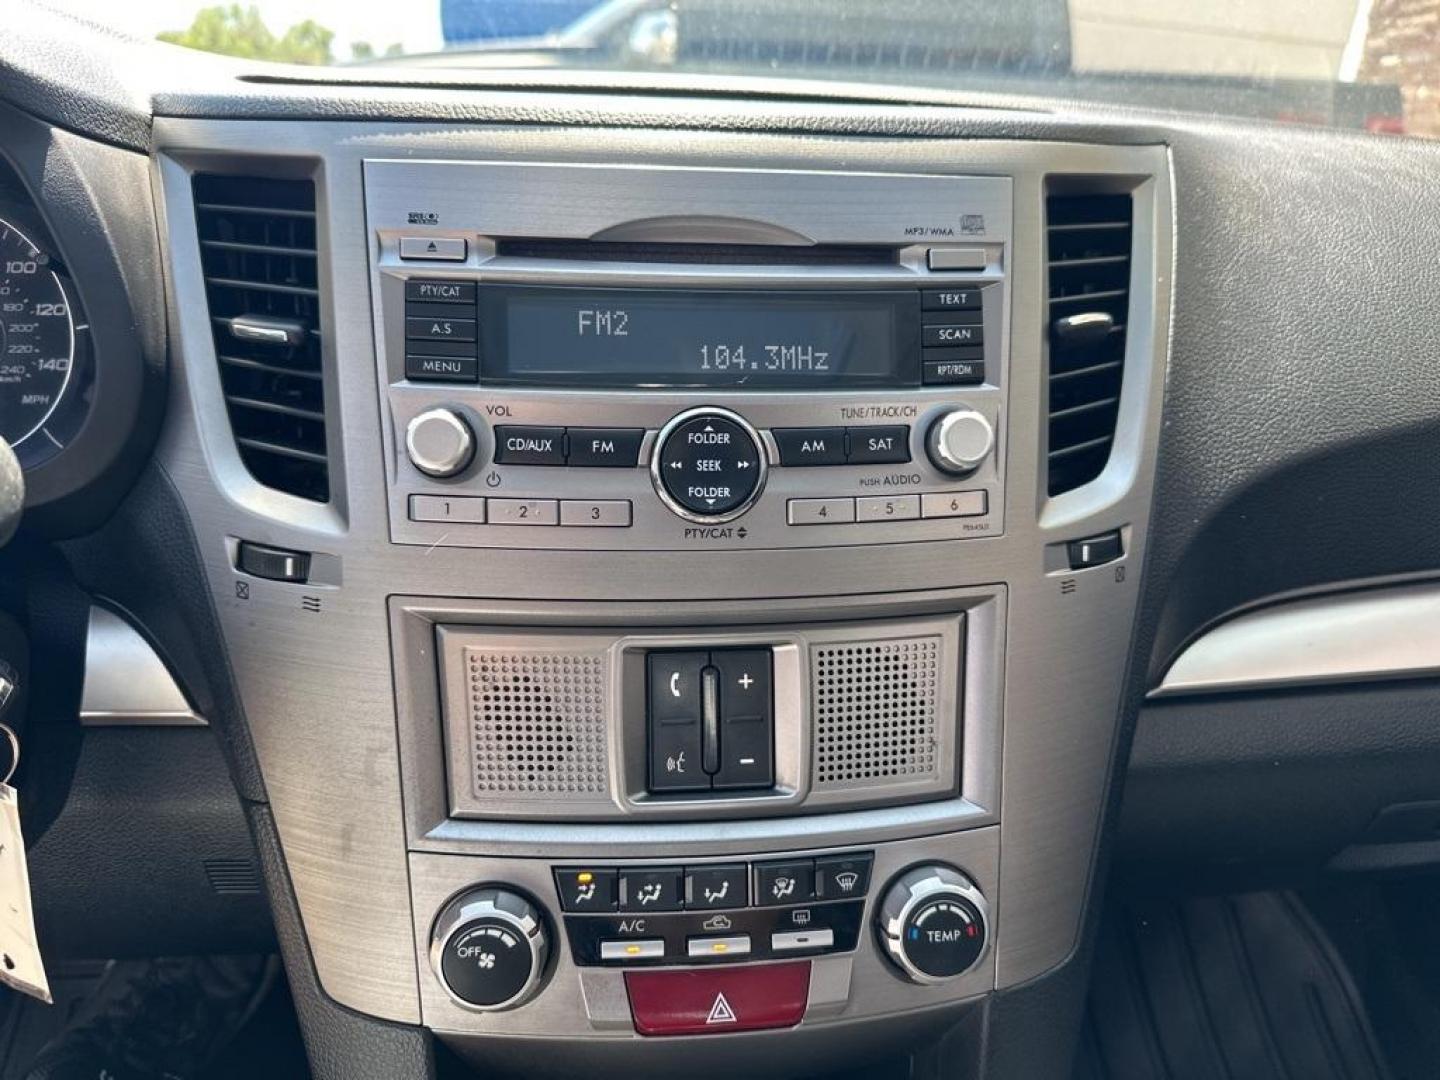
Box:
151 121 1171 1026
80 606 205 727
1152 582 1440 699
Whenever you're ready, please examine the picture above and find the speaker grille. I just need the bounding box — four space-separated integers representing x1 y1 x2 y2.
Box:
464 648 608 798
812 636 942 791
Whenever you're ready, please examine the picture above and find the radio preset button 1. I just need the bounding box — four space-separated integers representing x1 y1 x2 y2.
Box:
857 495 921 522
846 426 911 465
567 427 644 467
409 494 486 524
772 427 846 466
493 425 565 466
787 498 856 526
653 410 765 522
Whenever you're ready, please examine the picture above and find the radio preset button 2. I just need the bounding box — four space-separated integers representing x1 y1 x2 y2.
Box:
652 408 766 523
488 499 559 526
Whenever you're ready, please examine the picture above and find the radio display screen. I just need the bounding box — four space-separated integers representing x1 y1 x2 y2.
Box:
479 285 921 388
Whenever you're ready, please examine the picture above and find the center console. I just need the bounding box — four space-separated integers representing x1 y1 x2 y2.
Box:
152 121 1171 1076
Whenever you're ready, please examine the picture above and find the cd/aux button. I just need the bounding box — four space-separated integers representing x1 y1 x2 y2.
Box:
493 426 566 466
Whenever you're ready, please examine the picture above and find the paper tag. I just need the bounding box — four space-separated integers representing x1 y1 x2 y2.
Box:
0 783 50 1003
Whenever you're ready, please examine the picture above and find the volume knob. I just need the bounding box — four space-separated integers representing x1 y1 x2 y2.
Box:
877 865 989 984
430 887 550 1012
406 408 475 478
926 408 994 476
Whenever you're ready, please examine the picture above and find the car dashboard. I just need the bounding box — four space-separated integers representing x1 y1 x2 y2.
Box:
4 7 1440 1079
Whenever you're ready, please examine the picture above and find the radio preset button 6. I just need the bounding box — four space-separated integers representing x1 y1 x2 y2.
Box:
652 408 766 523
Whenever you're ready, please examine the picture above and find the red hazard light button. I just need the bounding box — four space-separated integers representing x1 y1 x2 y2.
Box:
624 961 811 1036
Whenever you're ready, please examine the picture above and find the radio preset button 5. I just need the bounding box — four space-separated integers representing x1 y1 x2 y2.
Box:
652 408 766 523
857 495 921 522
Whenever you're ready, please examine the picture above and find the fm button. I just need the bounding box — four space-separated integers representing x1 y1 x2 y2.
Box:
652 408 767 523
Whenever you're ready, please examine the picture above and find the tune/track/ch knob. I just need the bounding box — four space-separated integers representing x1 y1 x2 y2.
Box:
926 408 994 476
430 887 550 1011
405 407 476 478
876 864 990 984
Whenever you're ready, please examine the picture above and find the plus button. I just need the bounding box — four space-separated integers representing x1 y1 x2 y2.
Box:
738 673 754 690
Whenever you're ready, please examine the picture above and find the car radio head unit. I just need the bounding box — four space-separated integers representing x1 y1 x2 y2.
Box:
365 160 1011 553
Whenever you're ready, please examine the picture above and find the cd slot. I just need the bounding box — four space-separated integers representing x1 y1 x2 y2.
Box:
493 238 899 267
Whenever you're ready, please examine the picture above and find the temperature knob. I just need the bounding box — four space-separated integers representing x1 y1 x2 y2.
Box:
926 408 994 476
430 887 550 1011
876 865 989 984
406 408 476 478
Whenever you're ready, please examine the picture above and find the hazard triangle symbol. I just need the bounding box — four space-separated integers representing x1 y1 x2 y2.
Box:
705 992 738 1025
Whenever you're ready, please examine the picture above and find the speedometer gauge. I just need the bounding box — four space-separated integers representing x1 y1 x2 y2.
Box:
0 216 76 452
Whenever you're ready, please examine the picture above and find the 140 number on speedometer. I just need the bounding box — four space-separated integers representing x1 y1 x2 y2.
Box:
0 216 75 451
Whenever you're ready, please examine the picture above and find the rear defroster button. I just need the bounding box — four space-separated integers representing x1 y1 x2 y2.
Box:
652 408 767 523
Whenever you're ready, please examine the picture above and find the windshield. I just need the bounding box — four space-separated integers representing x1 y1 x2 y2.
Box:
45 0 1422 136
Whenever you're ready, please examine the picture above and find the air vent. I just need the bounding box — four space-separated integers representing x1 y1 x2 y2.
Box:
1045 191 1133 496
193 174 329 502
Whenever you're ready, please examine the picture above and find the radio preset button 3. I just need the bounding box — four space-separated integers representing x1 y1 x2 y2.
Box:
652 408 766 523
560 500 632 527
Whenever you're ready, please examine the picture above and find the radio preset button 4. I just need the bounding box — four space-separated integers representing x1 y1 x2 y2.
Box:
652 408 766 523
